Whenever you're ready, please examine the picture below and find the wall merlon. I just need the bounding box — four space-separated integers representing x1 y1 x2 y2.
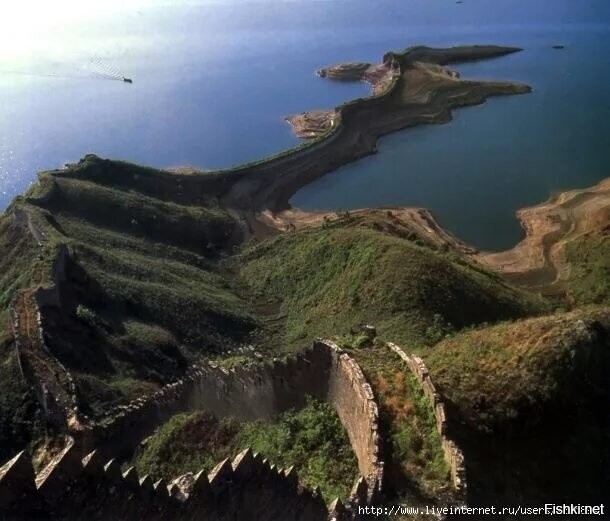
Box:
122 466 140 488
36 441 82 497
350 476 368 506
139 475 154 494
82 450 104 474
208 458 233 491
329 497 345 518
232 448 255 479
153 478 169 498
189 469 211 500
167 483 182 500
0 451 36 508
284 466 298 487
103 459 122 481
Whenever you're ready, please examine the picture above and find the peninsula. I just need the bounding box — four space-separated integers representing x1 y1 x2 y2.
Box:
1 43 608 519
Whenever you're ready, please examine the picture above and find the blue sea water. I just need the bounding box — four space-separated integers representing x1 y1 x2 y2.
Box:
1 0 610 250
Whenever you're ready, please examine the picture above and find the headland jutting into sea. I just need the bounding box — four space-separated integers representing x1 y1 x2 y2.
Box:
49 45 532 229
27 43 610 292
2 43 610 519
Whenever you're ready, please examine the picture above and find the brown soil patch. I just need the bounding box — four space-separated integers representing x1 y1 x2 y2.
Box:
476 178 610 293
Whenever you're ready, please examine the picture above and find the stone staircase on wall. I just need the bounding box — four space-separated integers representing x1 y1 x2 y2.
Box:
9 289 84 431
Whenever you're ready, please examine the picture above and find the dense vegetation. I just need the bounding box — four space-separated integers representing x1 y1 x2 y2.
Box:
0 212 40 309
1 155 609 510
11 160 259 419
132 398 358 502
239 215 545 352
0 333 44 463
565 233 610 305
425 308 610 505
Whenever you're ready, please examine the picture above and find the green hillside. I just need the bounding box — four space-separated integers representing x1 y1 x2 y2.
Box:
239 217 547 351
425 308 610 505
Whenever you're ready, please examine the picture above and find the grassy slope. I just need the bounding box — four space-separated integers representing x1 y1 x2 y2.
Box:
342 341 449 504
0 211 40 308
132 398 358 502
0 315 44 463
3 155 607 507
2 160 258 419
564 232 610 305
425 307 610 506
239 218 546 352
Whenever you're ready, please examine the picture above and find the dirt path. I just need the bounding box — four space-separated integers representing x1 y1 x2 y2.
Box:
12 290 74 428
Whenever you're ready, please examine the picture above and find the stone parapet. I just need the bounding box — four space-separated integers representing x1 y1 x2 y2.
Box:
0 441 329 521
387 342 467 499
0 340 384 519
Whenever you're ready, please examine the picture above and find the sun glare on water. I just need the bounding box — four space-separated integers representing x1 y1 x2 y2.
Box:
0 0 150 62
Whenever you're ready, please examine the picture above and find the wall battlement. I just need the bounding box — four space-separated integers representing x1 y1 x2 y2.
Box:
0 439 334 520
387 343 467 498
0 341 384 520
84 340 384 492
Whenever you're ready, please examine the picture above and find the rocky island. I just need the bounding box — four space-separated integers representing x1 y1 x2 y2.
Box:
0 43 608 520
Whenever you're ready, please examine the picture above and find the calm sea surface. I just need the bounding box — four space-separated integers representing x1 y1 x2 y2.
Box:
2 0 610 250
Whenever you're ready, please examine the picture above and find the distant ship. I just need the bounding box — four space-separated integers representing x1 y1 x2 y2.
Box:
123 77 133 83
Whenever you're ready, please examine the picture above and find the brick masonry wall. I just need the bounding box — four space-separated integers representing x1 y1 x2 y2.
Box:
83 340 384 494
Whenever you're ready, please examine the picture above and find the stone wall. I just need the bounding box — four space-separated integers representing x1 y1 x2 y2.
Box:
0 440 331 521
0 341 384 520
84 340 383 492
387 343 467 499
34 243 70 309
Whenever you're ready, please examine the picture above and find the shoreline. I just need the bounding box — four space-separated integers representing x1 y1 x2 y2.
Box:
40 44 530 228
475 177 610 293
220 44 530 213
258 177 610 295
19 43 597 293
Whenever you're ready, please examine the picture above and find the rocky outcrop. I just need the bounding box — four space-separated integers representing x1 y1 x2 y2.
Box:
285 109 339 139
387 343 467 499
315 62 397 96
317 62 373 80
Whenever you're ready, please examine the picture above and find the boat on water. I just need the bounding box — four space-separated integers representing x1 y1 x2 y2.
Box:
122 77 133 83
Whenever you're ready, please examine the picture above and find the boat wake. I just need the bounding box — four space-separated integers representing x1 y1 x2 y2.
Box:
0 56 132 83
87 55 128 81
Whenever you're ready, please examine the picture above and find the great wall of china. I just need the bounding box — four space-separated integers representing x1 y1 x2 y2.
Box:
1 336 468 520
2 209 466 519
388 343 467 497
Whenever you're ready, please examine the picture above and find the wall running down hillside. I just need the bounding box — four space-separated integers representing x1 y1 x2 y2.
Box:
387 343 467 498
0 341 384 520
86 340 384 488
